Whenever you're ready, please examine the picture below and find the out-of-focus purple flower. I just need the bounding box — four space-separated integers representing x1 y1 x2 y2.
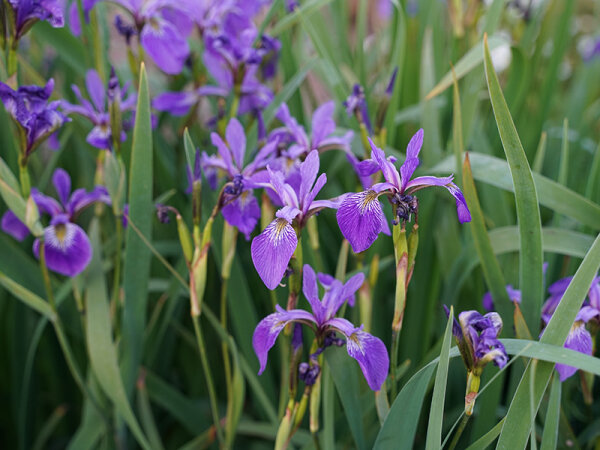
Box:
482 285 521 311
112 0 193 74
1 169 110 276
344 84 372 135
271 101 353 160
337 130 471 253
253 264 389 390
62 69 136 149
251 151 347 289
0 79 69 155
256 35 281 80
554 320 593 381
67 0 100 36
199 119 277 239
7 0 64 40
581 36 600 62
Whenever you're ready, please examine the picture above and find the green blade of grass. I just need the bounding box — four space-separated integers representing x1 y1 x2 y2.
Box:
121 63 154 394
484 34 543 332
425 307 454 450
270 0 334 36
374 363 437 450
0 271 54 319
540 375 561 450
85 221 151 450
465 418 505 450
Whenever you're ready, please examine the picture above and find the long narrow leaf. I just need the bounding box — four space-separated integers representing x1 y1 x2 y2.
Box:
121 63 154 394
483 34 543 332
425 307 454 449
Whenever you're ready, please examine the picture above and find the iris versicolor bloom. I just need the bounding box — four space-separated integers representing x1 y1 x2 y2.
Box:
251 150 346 290
482 284 521 311
1 169 110 276
111 0 193 74
6 0 64 40
67 0 100 36
337 130 471 253
0 79 69 156
541 276 599 381
200 118 278 239
62 69 136 149
253 264 389 390
344 84 373 134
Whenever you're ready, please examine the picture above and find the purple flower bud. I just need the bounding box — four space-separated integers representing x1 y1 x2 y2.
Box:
114 15 137 45
298 362 321 386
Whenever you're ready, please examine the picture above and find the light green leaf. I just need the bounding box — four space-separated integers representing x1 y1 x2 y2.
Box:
425 307 454 450
0 157 43 237
465 418 505 450
484 34 543 332
85 221 151 450
121 63 154 394
0 271 54 319
540 375 561 450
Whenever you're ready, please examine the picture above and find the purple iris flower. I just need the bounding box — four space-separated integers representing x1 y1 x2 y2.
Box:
61 69 136 149
446 307 508 371
1 169 110 277
251 150 347 290
0 79 69 156
482 285 521 311
336 130 471 253
344 84 372 135
200 118 277 239
540 276 599 381
112 0 193 74
252 264 389 391
7 0 64 40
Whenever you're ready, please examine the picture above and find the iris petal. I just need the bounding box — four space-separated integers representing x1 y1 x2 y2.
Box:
336 190 384 253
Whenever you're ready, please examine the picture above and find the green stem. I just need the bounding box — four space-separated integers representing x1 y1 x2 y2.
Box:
447 414 469 450
7 41 17 79
38 241 55 310
192 314 225 448
220 277 234 443
19 160 31 198
229 92 240 119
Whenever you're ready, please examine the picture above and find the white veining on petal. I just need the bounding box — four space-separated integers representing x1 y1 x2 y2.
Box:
45 223 76 251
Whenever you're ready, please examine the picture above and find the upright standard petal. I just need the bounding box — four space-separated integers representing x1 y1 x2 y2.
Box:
52 168 72 207
311 101 336 147
337 190 384 253
225 118 246 170
251 218 298 290
302 264 325 321
33 218 92 277
328 317 389 391
298 150 320 206
555 321 592 382
399 128 423 190
253 306 316 374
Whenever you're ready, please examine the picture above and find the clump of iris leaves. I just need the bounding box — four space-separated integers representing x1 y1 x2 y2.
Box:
0 1 599 450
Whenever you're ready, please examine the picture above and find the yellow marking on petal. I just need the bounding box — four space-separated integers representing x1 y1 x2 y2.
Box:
360 190 378 214
54 223 67 244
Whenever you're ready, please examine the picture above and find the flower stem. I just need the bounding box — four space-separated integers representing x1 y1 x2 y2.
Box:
19 159 31 198
111 217 123 313
192 314 225 448
448 414 470 450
